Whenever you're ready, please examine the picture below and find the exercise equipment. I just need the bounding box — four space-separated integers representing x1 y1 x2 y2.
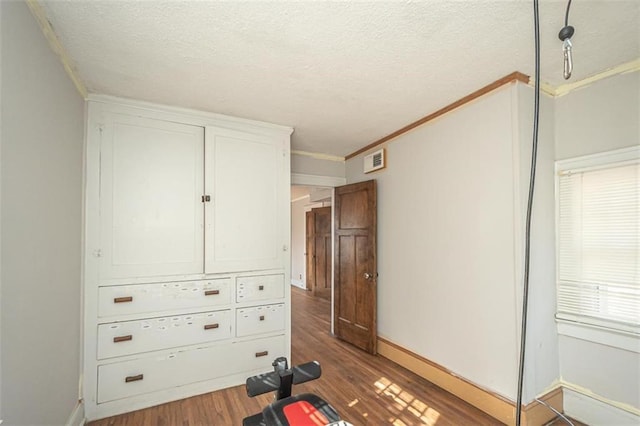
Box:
243 357 348 426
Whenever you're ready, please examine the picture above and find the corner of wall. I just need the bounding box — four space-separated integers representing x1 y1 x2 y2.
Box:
66 400 85 426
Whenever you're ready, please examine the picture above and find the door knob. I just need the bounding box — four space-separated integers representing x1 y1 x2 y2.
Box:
364 273 372 280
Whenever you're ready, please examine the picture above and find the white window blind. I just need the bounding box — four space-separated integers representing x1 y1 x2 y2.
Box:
557 150 639 335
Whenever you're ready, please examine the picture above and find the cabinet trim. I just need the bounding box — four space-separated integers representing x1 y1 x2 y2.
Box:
87 94 293 135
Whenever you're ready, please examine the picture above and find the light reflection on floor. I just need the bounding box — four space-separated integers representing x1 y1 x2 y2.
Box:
375 376 441 425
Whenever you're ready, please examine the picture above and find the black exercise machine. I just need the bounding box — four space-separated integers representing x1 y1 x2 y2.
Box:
243 357 346 426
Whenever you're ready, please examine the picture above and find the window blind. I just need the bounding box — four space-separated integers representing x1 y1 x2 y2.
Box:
557 159 639 333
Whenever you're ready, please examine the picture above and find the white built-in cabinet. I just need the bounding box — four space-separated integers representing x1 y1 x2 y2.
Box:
83 97 292 420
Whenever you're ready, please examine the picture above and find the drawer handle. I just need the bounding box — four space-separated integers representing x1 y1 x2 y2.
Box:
113 335 133 343
259 315 265 321
255 351 269 358
204 290 220 296
125 374 143 383
204 323 219 330
114 296 133 303
258 285 264 291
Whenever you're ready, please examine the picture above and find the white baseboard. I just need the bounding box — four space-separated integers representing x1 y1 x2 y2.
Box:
290 279 306 289
563 387 640 425
66 400 85 426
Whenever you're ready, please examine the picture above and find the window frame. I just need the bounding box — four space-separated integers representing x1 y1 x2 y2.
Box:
554 146 639 353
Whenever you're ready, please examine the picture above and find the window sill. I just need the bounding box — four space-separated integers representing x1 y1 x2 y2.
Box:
556 317 640 354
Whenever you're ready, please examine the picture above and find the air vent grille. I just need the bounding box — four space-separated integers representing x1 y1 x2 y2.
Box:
364 149 385 173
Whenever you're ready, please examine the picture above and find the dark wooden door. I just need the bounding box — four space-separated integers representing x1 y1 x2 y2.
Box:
305 211 314 291
306 207 332 300
334 180 377 354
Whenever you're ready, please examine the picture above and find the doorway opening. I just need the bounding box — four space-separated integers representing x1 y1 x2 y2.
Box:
291 185 334 330
290 177 377 354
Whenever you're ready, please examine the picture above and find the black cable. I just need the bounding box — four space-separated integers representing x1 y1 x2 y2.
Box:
515 0 541 424
559 0 574 42
564 0 572 27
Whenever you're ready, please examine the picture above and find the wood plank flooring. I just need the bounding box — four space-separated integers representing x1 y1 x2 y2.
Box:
89 287 504 425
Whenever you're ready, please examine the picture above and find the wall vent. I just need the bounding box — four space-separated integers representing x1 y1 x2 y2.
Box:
364 149 385 173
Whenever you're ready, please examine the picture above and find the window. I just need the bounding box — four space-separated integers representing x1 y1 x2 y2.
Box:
556 147 639 345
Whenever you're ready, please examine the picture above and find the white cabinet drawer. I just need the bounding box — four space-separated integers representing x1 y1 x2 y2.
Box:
236 274 284 303
97 335 285 403
236 304 285 337
98 279 231 318
231 334 286 373
97 310 231 359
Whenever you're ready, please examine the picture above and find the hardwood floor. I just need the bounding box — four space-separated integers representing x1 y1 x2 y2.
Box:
89 287 503 425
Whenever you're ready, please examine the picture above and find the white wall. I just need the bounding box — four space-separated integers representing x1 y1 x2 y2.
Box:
1 2 84 425
555 71 640 414
514 84 559 403
344 71 639 414
291 195 309 289
291 152 345 178
345 84 557 401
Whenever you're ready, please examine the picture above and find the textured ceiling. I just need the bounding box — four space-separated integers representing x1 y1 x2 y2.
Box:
41 0 639 157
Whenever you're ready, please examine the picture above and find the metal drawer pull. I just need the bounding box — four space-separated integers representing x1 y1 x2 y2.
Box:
255 351 269 358
259 315 265 321
125 374 143 383
114 296 133 303
204 323 219 330
113 335 133 343
204 290 220 296
258 285 264 291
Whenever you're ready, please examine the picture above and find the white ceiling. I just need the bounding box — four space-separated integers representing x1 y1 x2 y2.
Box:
40 0 639 158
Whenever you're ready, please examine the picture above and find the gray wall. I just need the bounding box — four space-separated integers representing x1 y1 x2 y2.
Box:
555 71 640 410
1 2 84 424
555 71 639 160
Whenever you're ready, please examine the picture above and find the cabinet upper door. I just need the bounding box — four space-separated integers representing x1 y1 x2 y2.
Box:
205 126 286 273
99 114 204 281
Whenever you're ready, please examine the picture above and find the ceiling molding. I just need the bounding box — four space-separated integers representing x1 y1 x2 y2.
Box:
551 59 640 97
26 0 88 99
291 173 346 187
291 150 345 162
291 194 311 203
346 61 640 161
345 71 529 160
530 59 640 97
537 81 558 98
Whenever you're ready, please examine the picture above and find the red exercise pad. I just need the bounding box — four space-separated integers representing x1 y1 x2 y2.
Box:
283 400 330 425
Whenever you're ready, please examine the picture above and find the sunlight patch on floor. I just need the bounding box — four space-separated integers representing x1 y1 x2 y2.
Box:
375 377 441 425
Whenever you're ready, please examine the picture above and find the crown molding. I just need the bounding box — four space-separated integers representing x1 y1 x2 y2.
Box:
291 173 346 187
346 71 528 160
531 59 640 98
347 62 640 160
554 59 640 97
291 150 345 162
26 0 88 99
